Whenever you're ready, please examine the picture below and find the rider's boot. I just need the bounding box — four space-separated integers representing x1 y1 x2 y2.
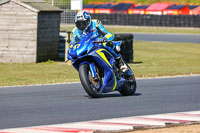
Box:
115 55 128 72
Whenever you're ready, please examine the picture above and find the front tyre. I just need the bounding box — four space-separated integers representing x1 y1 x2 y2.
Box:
79 64 102 98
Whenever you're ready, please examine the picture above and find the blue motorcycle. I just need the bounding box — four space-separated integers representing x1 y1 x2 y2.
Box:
67 33 136 98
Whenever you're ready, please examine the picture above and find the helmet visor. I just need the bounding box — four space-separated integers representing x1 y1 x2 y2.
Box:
75 20 87 31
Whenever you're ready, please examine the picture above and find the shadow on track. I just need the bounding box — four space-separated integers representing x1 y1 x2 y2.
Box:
85 93 142 99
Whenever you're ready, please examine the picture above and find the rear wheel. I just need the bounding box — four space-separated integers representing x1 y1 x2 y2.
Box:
119 74 136 96
119 64 136 96
79 64 102 98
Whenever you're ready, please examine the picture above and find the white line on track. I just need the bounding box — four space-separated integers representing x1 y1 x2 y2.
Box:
0 110 200 133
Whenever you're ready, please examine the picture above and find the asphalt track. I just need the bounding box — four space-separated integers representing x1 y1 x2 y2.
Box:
134 33 200 43
0 75 200 129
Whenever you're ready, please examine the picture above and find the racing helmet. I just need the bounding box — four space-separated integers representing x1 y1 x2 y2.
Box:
75 11 91 31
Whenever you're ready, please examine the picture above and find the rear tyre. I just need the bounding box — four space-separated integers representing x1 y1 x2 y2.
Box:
119 64 136 96
119 74 136 96
79 64 102 98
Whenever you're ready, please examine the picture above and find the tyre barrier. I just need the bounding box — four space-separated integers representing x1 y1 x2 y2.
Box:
113 34 134 63
58 33 66 61
58 32 134 63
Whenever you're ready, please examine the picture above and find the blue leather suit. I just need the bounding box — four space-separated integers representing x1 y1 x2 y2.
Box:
70 19 120 58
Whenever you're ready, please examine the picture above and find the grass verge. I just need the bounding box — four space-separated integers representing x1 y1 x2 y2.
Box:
0 41 200 86
61 24 200 34
126 124 200 133
132 41 200 77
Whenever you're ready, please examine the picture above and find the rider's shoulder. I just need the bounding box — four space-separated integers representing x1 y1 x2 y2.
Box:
72 27 78 34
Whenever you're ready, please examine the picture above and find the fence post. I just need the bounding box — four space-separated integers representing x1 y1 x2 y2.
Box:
65 31 72 64
52 0 54 6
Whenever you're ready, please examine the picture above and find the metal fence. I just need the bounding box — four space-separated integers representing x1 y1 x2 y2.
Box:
46 0 77 24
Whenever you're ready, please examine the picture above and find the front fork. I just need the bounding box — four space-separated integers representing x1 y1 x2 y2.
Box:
89 63 97 78
79 62 97 79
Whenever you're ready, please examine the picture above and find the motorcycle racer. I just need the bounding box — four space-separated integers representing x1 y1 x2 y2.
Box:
69 11 128 72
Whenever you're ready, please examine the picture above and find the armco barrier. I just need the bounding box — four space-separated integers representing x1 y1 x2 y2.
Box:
59 32 134 63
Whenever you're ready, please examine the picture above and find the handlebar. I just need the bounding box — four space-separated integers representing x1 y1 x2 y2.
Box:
92 38 107 43
92 41 106 43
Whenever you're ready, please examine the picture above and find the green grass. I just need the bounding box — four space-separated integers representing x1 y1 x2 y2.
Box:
61 24 200 34
132 41 200 77
1 41 200 86
0 61 79 86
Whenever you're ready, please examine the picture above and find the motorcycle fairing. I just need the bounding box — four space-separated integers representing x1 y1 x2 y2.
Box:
70 47 117 93
68 32 120 93
95 49 112 68
88 48 117 93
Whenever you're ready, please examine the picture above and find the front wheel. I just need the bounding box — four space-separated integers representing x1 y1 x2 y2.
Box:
79 64 102 98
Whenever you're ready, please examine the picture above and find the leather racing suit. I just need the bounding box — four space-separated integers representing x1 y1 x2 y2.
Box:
69 19 121 59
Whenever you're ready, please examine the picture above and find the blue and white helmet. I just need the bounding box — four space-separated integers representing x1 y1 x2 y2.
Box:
75 11 91 31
